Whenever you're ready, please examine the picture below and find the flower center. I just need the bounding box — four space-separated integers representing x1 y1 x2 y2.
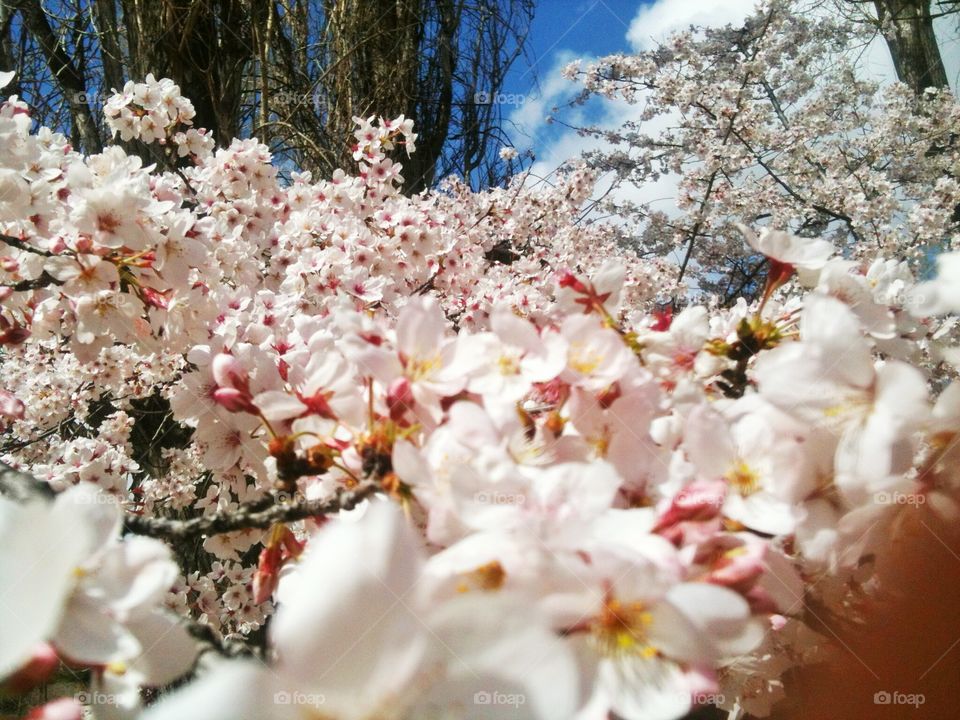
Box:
569 342 603 374
725 460 760 496
591 596 657 659
405 354 442 381
497 353 521 376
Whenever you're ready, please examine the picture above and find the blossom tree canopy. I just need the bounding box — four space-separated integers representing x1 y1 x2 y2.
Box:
2 2 960 718
563 0 960 300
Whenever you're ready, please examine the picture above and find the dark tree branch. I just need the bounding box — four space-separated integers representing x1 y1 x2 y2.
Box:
2 271 64 291
122 482 380 539
0 233 56 257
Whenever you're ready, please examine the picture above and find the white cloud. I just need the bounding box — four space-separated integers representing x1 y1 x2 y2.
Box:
627 0 759 51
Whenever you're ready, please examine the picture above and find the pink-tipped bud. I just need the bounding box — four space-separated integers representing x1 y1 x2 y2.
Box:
212 387 257 414
1 643 59 694
211 353 248 390
0 316 30 345
252 544 282 604
652 480 726 535
650 306 673 331
140 285 172 310
557 269 588 293
705 540 765 590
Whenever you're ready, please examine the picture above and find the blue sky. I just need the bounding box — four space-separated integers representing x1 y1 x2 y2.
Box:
499 0 649 159
508 0 644 92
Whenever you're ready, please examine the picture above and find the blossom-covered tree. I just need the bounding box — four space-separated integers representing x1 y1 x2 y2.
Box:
1 9 960 717
563 0 960 300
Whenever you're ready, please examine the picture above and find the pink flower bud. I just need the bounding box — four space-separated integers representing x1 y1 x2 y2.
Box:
0 317 30 345
653 480 726 535
705 540 765 589
557 269 587 293
140 285 172 309
0 389 25 419
212 387 257 414
252 544 282 605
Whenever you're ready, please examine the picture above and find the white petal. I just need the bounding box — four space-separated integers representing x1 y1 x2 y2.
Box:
662 583 763 659
92 537 178 617
270 502 427 704
427 594 581 720
253 391 307 423
140 660 284 720
599 656 692 720
126 610 198 685
0 497 90 678
53 592 140 665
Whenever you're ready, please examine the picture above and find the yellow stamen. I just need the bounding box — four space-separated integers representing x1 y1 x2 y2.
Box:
457 560 506 592
497 353 521 376
406 354 442 381
591 596 658 659
569 342 603 374
725 460 760 496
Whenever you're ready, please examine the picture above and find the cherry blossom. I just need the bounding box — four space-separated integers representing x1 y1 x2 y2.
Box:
1 56 959 720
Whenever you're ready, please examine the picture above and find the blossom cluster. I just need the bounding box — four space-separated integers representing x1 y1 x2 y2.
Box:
1 61 959 720
104 73 213 157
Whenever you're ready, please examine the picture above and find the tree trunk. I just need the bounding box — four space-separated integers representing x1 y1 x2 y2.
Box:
873 0 949 93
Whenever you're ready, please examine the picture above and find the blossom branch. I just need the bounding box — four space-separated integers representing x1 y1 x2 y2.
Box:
0 233 56 257
122 482 380 540
2 271 64 291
